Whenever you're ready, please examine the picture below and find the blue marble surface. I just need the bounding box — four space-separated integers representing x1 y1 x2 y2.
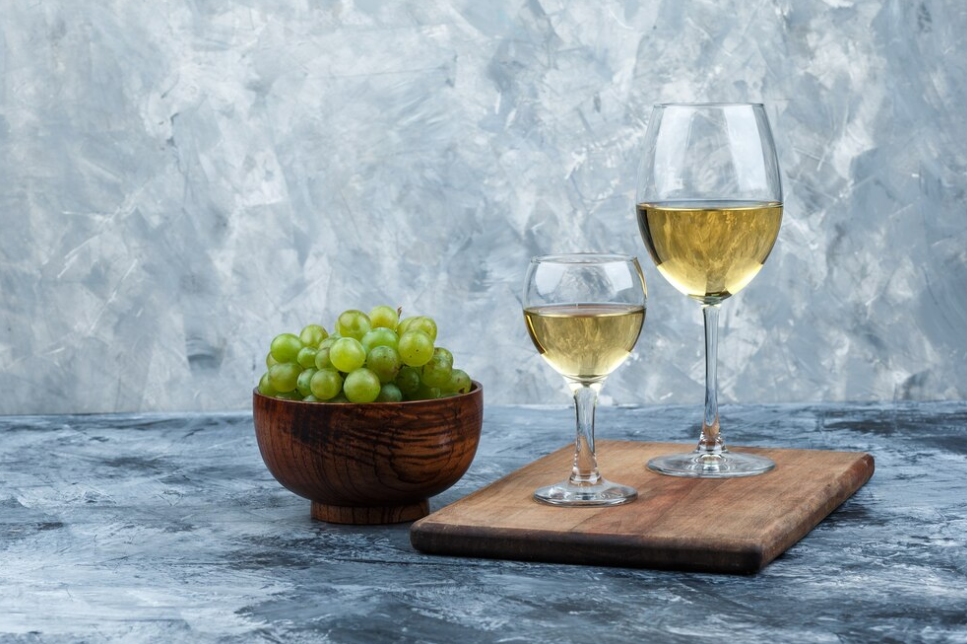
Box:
1 1 966 414
0 402 965 642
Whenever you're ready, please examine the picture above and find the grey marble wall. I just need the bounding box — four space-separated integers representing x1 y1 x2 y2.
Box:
1 0 965 414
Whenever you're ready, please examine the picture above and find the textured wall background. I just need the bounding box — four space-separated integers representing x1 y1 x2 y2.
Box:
1 0 965 414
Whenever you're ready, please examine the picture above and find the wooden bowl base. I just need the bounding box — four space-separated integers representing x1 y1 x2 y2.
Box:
311 500 430 525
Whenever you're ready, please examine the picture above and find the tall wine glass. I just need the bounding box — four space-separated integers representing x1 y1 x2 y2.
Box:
635 103 782 478
523 254 647 506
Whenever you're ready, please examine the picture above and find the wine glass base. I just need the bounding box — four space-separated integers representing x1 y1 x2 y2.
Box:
534 479 638 507
647 451 775 479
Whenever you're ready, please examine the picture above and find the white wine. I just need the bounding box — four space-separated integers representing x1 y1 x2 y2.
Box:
636 200 782 303
523 304 645 383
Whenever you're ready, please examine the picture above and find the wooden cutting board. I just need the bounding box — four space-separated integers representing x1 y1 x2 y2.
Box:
410 441 874 574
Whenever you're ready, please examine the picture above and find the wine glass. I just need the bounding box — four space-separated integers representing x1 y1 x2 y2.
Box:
635 103 782 478
523 253 647 506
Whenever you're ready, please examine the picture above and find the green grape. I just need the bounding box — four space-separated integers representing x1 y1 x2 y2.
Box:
446 369 472 394
270 333 304 363
310 368 343 400
265 353 279 369
434 347 453 365
275 390 303 401
297 346 318 369
314 337 336 369
269 363 302 393
314 346 332 370
398 330 434 367
395 365 421 396
314 346 332 369
361 328 399 353
421 351 453 388
410 383 442 401
329 337 366 372
344 368 381 403
367 345 402 384
303 394 319 402
258 372 277 396
376 383 403 403
329 393 349 403
408 316 438 342
369 305 399 330
296 368 318 397
396 316 417 335
335 310 372 341
299 324 328 348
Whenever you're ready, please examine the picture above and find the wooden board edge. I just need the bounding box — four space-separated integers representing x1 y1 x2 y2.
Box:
756 451 876 570
410 521 766 574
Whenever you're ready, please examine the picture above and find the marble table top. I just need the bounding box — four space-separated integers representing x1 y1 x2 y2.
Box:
1 402 965 643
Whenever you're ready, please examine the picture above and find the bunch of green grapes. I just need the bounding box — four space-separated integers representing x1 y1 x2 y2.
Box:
256 306 473 403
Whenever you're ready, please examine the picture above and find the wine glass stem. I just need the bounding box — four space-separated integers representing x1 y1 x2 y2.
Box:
700 304 725 457
568 382 603 486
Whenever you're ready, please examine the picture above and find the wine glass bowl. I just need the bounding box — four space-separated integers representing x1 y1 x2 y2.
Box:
523 254 647 506
637 200 782 305
636 103 782 478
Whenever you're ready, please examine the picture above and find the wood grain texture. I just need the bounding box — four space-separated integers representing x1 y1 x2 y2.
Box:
253 383 483 525
410 440 874 573
311 500 430 524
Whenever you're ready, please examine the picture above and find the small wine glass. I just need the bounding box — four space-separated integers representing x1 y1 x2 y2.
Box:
635 102 782 478
522 253 647 506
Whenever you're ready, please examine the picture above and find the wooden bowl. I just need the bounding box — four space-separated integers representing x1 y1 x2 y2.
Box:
252 383 483 525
